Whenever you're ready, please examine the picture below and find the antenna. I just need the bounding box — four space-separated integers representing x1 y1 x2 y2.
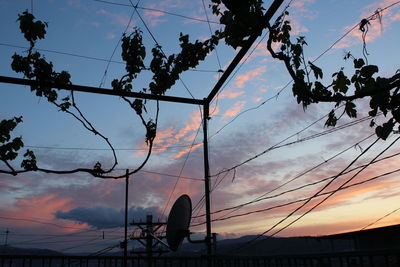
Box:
4 229 9 246
166 194 192 251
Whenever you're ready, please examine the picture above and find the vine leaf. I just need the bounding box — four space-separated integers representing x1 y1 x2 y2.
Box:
309 61 323 80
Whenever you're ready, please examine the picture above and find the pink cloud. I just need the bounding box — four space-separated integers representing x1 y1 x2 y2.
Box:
258 86 268 93
96 9 134 27
290 17 309 35
140 0 193 26
172 143 203 159
222 101 246 118
174 112 202 140
0 193 86 233
143 8 167 27
219 89 245 99
234 66 267 88
144 10 164 18
290 0 317 19
334 0 400 49
133 111 203 159
106 32 116 39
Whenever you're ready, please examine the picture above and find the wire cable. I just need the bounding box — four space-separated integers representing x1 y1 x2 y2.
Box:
193 114 377 222
209 0 294 106
210 105 371 178
202 0 222 70
99 2 138 88
220 137 379 249
161 122 203 218
0 216 105 231
209 81 291 138
265 136 400 238
311 0 400 64
128 1 198 101
190 165 400 226
93 0 220 24
0 43 219 73
193 133 376 220
238 136 398 250
208 0 400 138
360 206 400 231
213 149 400 222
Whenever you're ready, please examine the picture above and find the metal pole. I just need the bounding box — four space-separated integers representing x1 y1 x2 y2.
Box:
202 100 212 257
146 214 153 267
124 169 129 267
206 0 285 103
4 229 9 246
0 75 204 105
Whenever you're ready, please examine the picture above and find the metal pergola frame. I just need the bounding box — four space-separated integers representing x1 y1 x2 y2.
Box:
0 0 284 257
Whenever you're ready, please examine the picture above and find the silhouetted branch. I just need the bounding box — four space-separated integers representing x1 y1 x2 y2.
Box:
2 160 17 175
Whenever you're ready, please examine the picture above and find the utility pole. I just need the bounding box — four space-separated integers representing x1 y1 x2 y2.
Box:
4 229 9 246
130 215 168 266
202 100 212 256
124 169 129 267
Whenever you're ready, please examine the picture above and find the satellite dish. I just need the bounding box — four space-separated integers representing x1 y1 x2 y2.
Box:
166 194 192 251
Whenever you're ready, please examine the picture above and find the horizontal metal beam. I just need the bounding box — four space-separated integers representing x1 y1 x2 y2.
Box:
0 75 204 105
206 0 284 104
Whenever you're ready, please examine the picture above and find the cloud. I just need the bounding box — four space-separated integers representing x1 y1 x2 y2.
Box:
172 142 203 159
106 32 116 39
279 219 366 237
333 0 400 49
2 88 400 242
290 0 317 19
96 9 134 27
219 89 245 99
133 111 203 159
290 17 309 35
0 193 84 234
234 66 267 88
56 206 162 228
143 6 168 27
222 101 246 118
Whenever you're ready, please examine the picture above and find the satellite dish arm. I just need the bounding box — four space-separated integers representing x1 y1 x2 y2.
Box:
187 232 207 244
149 232 170 249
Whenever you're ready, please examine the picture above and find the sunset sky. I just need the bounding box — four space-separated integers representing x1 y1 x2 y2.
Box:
1 0 400 254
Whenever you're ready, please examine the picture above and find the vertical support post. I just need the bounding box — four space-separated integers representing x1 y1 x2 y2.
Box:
4 229 9 246
202 100 212 257
146 214 153 267
124 169 129 267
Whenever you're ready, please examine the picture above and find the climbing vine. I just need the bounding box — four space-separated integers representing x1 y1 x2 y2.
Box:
2 2 399 178
0 10 221 178
265 9 400 140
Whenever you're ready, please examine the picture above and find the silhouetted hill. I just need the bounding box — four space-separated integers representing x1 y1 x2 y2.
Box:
168 235 350 256
2 224 399 257
0 245 63 256
169 224 400 256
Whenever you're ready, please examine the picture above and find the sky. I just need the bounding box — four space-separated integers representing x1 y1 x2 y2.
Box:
1 0 400 255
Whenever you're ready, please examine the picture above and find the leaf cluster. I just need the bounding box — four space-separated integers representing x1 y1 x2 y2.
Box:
11 12 71 106
211 0 265 49
267 11 400 140
3 11 114 175
0 117 24 162
110 28 222 165
112 28 221 119
17 11 47 47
